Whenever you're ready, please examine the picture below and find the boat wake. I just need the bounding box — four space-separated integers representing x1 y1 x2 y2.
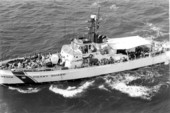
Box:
98 84 110 91
6 65 168 101
48 66 166 100
8 86 41 93
49 81 94 98
131 22 167 39
103 77 161 100
97 70 165 100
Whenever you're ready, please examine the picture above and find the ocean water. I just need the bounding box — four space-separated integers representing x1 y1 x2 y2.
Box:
0 0 169 113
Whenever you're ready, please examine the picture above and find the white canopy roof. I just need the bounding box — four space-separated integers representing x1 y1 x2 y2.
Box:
62 45 82 56
107 36 151 49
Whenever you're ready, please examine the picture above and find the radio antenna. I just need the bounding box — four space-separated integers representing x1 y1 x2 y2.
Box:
64 10 66 38
96 6 100 30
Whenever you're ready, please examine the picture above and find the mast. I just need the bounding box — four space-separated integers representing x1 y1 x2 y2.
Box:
88 7 100 42
97 6 100 30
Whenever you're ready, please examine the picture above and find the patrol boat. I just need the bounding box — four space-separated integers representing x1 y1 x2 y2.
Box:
0 13 170 85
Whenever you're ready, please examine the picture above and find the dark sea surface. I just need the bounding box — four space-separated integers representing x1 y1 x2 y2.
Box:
0 0 170 113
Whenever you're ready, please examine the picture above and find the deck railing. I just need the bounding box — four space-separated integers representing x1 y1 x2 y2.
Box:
0 50 168 72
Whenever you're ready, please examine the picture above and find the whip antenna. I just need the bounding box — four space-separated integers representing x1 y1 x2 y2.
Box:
97 6 100 30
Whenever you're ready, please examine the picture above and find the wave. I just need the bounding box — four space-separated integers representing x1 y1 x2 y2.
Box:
98 84 110 91
131 22 167 39
91 2 99 7
91 0 118 8
108 82 161 100
109 4 119 11
7 68 166 100
49 81 94 98
0 0 63 2
8 86 41 93
145 23 164 38
99 73 162 100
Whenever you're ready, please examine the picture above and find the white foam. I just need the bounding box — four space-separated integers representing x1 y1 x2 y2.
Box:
103 74 161 100
98 84 109 91
124 74 140 83
111 82 160 100
49 81 94 98
110 4 119 11
8 87 41 93
104 73 140 84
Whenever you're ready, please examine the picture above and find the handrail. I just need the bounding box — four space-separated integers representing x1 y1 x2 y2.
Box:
0 51 167 72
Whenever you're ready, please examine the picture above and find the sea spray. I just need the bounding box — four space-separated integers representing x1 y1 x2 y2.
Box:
100 72 162 100
49 81 94 98
8 87 41 93
108 82 161 100
98 84 110 91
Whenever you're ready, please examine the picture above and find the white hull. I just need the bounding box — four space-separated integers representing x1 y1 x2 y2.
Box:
0 53 169 85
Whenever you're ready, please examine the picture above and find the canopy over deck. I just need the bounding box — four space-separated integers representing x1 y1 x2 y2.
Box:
107 36 151 49
61 45 82 56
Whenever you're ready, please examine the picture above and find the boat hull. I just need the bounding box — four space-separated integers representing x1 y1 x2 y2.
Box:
0 53 169 85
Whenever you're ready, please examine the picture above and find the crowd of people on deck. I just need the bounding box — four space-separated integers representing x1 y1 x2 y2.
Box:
128 45 165 59
82 45 165 67
0 44 167 70
128 46 150 60
82 55 128 67
0 53 55 70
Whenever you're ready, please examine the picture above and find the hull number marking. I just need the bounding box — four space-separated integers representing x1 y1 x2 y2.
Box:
51 73 66 77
